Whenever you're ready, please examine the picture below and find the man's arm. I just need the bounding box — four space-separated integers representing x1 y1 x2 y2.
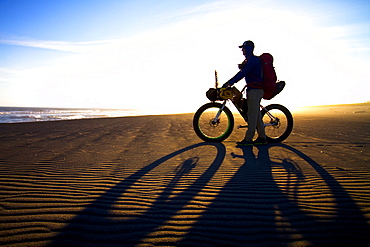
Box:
225 57 258 86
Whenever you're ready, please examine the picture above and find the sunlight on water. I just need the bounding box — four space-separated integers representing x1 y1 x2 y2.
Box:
0 107 144 123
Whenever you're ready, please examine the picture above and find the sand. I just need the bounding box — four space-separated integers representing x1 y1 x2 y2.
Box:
1 104 369 246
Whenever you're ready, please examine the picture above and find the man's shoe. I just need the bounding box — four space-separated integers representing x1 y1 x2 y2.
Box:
253 137 267 145
236 140 254 146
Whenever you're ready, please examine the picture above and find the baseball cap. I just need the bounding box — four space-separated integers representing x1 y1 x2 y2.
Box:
239 40 254 48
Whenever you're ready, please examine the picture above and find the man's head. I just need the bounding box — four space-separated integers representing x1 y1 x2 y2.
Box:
239 40 254 57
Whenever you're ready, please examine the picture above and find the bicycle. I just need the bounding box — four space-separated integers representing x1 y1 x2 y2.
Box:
193 73 293 143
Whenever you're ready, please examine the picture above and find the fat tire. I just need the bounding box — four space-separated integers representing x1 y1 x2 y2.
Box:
193 102 234 142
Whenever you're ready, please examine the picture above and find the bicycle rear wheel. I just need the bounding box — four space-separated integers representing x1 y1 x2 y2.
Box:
193 102 234 142
261 104 293 143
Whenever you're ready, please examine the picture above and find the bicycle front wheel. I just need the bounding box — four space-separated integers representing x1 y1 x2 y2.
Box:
193 102 234 142
261 104 293 143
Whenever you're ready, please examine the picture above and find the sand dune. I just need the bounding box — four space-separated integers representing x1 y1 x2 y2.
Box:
1 104 370 246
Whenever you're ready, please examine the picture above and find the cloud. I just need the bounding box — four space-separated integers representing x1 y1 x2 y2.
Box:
0 36 115 54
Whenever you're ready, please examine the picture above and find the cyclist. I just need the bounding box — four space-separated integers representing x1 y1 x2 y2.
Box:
222 40 267 146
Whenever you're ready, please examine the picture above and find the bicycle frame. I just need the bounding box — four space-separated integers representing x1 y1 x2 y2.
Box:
212 85 279 128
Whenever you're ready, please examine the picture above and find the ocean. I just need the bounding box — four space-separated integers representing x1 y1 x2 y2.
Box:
0 107 144 124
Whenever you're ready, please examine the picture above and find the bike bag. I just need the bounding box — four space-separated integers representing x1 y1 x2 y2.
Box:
206 88 235 101
206 88 220 101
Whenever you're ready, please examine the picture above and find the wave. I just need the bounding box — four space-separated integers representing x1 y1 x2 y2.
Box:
0 107 142 123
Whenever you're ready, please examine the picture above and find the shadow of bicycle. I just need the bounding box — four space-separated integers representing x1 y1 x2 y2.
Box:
50 142 226 246
50 142 370 246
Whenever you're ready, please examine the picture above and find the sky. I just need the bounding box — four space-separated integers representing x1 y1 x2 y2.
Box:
1 0 369 113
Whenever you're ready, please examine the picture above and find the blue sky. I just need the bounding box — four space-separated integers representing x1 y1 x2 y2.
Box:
1 0 213 41
1 0 369 112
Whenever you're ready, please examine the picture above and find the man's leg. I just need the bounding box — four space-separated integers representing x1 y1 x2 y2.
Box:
244 89 264 141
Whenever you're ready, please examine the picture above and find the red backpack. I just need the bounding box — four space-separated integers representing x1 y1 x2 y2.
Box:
259 53 277 100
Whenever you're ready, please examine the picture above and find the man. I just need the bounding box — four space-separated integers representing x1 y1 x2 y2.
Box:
223 40 267 146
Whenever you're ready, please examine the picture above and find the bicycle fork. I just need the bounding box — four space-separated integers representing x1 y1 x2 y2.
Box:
212 101 227 124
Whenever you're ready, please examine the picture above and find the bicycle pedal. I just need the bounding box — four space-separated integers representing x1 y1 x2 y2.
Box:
237 125 248 129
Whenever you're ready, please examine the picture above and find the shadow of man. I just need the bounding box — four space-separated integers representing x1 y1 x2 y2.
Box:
176 145 289 246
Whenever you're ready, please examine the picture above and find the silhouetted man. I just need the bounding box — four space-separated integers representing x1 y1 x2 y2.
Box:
223 40 266 146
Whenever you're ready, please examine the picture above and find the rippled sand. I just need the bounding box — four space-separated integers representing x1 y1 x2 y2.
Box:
1 104 369 246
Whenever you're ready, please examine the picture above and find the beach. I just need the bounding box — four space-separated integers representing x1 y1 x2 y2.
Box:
1 104 369 246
